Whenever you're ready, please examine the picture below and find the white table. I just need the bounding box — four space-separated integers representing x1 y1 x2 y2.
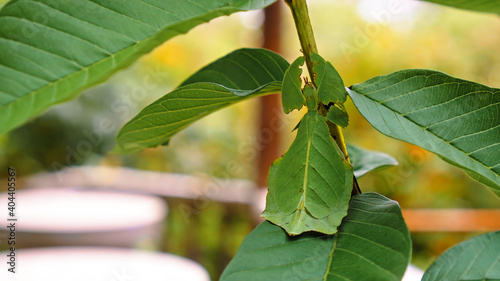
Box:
0 247 210 281
0 188 167 248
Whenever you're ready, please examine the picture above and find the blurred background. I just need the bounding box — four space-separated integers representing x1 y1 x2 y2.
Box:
1 0 500 279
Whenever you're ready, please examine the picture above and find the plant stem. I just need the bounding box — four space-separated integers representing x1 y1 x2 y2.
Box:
285 0 360 195
284 0 318 82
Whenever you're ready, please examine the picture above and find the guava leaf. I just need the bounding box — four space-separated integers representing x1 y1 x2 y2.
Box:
262 110 353 235
347 144 398 178
348 69 500 196
116 48 289 153
0 0 276 134
422 0 500 16
179 47 288 89
422 231 500 281
311 53 347 105
222 193 412 281
281 56 306 113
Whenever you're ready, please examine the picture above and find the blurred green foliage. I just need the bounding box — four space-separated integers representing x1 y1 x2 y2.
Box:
1 0 500 278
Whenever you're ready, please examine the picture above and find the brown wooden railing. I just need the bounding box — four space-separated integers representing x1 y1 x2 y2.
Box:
402 209 500 232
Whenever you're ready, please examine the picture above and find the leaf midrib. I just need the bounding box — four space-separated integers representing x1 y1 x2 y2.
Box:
0 1 243 125
118 86 275 146
353 89 499 179
120 85 274 134
323 231 339 281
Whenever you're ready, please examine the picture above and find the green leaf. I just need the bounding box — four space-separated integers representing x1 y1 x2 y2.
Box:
222 193 412 281
262 110 353 235
422 0 500 16
347 144 398 178
282 56 306 113
348 69 500 196
422 231 500 281
311 53 347 105
326 104 349 128
179 47 288 89
0 0 276 135
115 48 289 153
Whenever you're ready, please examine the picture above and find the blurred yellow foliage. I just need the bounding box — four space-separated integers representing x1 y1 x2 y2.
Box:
146 42 189 68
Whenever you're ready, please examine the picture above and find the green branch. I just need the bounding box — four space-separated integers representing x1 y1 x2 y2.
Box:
284 0 318 82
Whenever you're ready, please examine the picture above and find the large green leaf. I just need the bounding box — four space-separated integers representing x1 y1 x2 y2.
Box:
422 231 500 281
222 193 412 281
422 0 500 15
0 0 276 135
115 48 289 153
348 69 500 195
347 144 398 178
262 110 353 235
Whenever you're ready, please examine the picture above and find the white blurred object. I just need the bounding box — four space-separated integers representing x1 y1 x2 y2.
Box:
356 0 423 23
0 188 167 248
238 9 265 30
403 264 425 281
0 247 210 281
355 0 432 32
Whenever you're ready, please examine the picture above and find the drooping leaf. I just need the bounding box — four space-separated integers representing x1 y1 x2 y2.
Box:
262 110 353 235
348 69 500 195
422 231 500 281
179 47 288 89
422 0 500 16
115 48 289 153
0 0 276 135
326 104 349 128
282 56 305 113
222 193 412 281
311 53 347 105
347 144 398 178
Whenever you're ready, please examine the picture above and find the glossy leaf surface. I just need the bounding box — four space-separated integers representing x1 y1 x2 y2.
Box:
116 48 289 153
347 144 398 178
422 231 500 281
222 193 412 281
348 69 500 195
0 0 276 134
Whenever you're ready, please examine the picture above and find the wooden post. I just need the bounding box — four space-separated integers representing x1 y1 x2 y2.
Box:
257 2 285 188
